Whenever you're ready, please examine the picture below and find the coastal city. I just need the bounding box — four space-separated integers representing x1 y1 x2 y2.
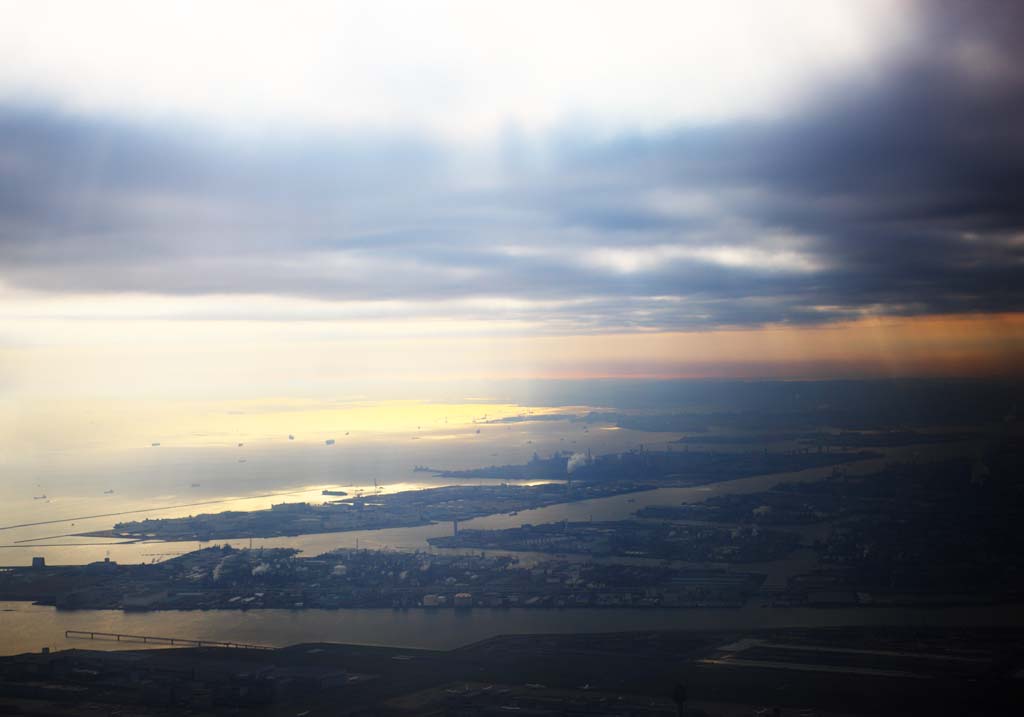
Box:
4 436 1021 614
5 0 1024 713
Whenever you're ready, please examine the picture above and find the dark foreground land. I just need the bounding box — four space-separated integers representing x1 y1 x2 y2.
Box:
2 626 1022 715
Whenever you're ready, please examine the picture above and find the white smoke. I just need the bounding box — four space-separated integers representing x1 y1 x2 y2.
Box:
567 452 588 474
251 562 271 577
212 557 227 582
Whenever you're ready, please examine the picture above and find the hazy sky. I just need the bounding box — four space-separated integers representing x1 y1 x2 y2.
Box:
1 0 1023 399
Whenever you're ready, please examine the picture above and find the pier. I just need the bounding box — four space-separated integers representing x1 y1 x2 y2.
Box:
65 629 271 650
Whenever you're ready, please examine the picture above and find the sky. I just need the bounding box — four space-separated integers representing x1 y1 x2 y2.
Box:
1 0 1023 403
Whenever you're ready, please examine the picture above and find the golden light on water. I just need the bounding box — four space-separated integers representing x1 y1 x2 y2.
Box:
0 398 577 457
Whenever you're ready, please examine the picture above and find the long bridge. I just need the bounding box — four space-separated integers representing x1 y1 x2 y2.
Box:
65 629 272 650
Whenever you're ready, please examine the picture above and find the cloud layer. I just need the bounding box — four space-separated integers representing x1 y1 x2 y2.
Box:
1 1 1022 333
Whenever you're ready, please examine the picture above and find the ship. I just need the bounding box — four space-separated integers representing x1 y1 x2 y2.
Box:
322 489 347 497
103 489 114 494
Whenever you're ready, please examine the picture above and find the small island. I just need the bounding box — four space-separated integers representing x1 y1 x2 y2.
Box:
78 482 647 543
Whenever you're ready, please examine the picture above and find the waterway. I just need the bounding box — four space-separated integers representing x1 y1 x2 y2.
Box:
3 600 1023 657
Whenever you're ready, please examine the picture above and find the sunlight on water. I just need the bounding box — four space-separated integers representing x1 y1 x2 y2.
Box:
0 398 662 566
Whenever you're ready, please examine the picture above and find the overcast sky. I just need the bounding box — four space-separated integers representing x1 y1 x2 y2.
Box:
1 1 1022 398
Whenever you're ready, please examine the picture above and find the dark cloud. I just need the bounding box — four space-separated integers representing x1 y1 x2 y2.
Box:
1 1 1022 331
